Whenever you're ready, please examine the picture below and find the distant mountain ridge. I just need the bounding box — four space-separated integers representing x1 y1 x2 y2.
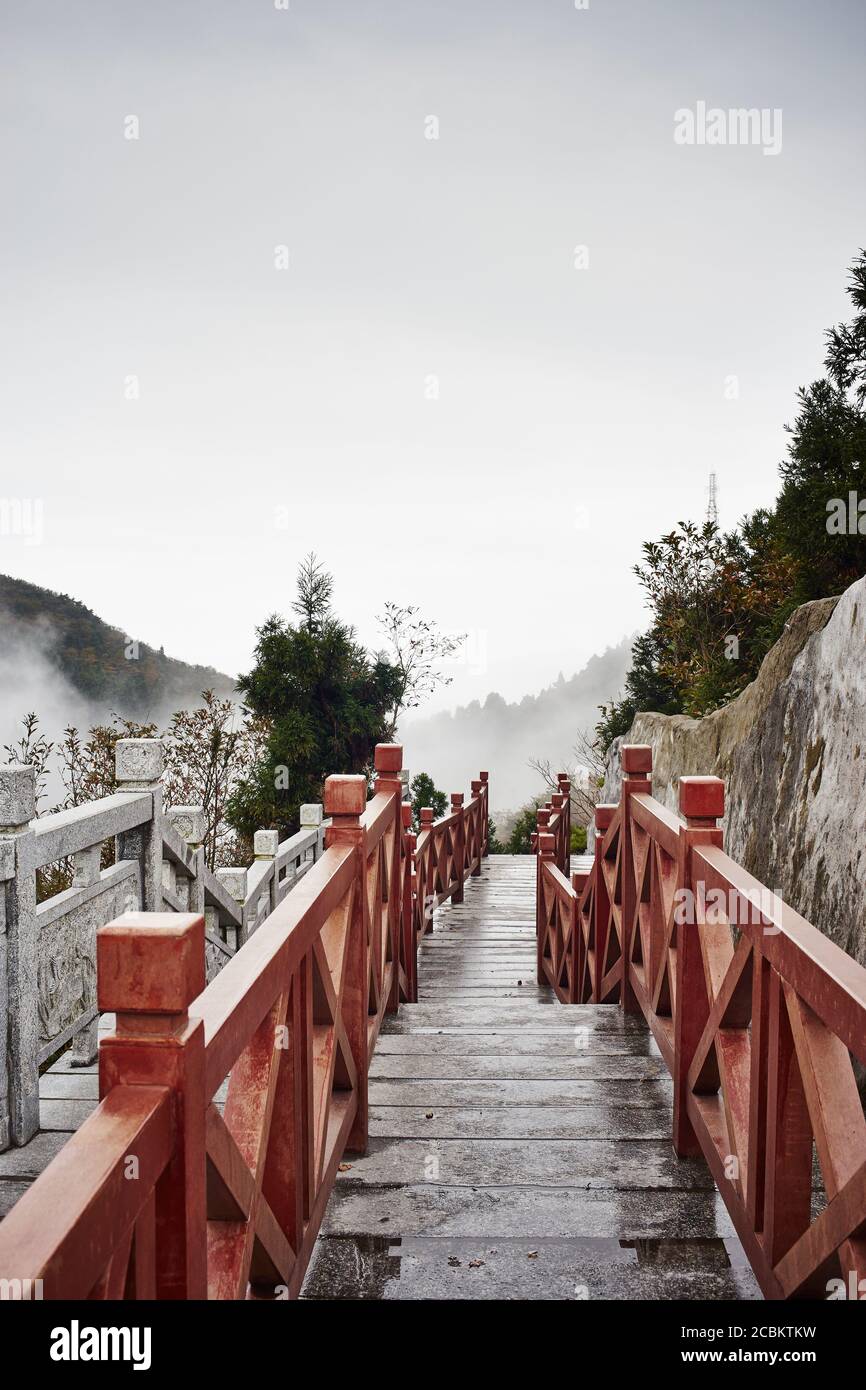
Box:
401 639 632 811
0 574 236 720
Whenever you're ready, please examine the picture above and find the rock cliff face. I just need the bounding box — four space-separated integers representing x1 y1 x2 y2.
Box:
603 577 866 967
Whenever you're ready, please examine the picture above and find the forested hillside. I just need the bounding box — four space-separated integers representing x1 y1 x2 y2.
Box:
0 575 235 717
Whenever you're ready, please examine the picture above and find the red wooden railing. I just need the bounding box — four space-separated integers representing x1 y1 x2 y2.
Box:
412 772 489 949
0 745 489 1300
536 743 866 1300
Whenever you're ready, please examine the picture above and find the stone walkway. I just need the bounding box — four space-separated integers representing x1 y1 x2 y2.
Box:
302 855 760 1299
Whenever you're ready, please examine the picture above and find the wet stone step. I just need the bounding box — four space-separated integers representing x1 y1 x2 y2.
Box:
301 1234 761 1301
335 1136 714 1190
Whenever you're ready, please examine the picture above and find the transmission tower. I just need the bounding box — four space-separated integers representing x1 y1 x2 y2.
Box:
707 471 719 527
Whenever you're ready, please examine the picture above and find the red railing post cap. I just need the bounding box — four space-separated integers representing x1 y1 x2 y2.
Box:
621 744 652 774
594 803 616 830
374 744 403 774
536 807 551 827
679 775 725 821
537 831 555 857
400 802 413 828
450 792 464 806
420 807 434 823
479 771 489 782
97 913 205 1015
324 774 368 817
551 793 564 809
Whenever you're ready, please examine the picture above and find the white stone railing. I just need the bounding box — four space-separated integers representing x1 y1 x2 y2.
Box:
0 738 325 1152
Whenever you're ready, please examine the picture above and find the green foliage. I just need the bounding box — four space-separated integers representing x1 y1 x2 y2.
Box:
571 824 587 853
775 379 866 601
409 772 447 831
227 555 402 840
505 799 543 855
597 250 866 750
487 816 504 854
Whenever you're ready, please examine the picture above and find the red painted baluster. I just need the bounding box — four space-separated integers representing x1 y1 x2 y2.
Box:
536 827 556 987
479 772 489 856
558 774 572 873
419 807 435 934
673 775 724 1157
451 793 465 903
471 780 483 876
97 912 207 1299
401 802 418 1003
551 792 565 874
374 743 404 1014
747 953 772 1232
762 971 812 1270
324 774 370 1153
593 804 615 1003
619 745 653 1014
571 868 590 1004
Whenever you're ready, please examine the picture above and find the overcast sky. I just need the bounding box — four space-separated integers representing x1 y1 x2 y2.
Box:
2 0 865 714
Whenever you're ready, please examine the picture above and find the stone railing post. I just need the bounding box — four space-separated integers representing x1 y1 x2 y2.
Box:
324 774 370 1151
450 793 465 903
300 803 324 862
70 842 104 1068
216 867 247 952
115 739 165 912
166 806 207 916
0 766 38 1148
620 745 652 1014
97 912 207 1297
673 775 725 1157
253 829 279 914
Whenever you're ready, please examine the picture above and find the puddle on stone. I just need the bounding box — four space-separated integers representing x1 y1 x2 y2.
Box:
619 1237 739 1273
302 1234 759 1300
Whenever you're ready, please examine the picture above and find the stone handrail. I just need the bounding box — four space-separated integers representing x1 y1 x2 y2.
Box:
0 738 325 1152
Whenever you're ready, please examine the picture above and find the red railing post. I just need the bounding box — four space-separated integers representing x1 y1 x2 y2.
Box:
479 772 489 856
536 828 556 986
419 807 435 934
619 745 652 1014
551 792 565 874
374 744 404 1014
571 868 590 1004
673 775 725 1157
97 912 207 1299
470 780 483 876
401 802 418 1002
593 804 615 1002
558 774 572 870
324 773 370 1152
451 793 465 903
